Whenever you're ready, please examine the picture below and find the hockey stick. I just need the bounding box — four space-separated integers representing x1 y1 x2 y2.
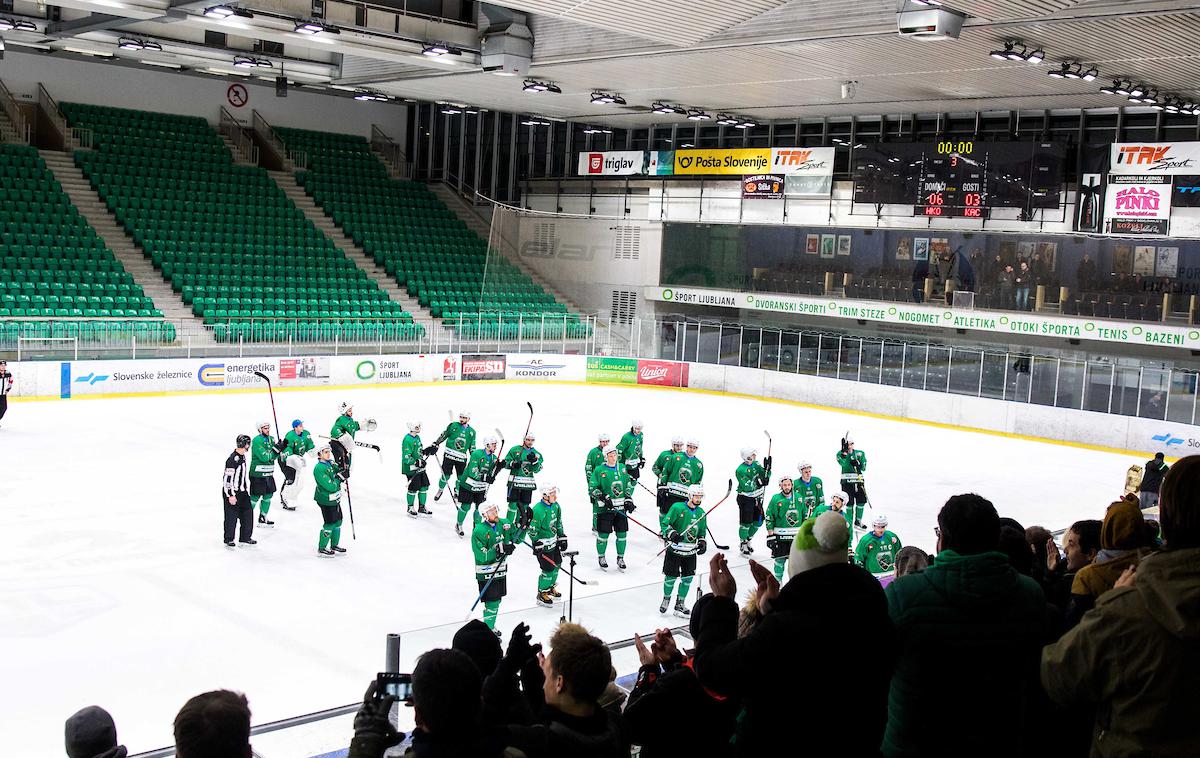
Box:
522 401 533 441
252 371 281 439
706 527 731 552
629 480 711 545
526 542 599 586
468 548 513 618
344 479 357 540
652 479 734 560
319 435 383 455
764 429 772 460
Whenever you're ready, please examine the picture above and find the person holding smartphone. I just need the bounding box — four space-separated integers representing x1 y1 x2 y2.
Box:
0 360 12 427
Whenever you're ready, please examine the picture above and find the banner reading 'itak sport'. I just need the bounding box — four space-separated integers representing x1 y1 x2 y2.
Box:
1109 142 1200 174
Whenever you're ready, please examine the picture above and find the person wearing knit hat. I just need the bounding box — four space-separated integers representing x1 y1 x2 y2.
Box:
854 514 903 583
788 511 852 577
65 705 127 758
451 619 503 676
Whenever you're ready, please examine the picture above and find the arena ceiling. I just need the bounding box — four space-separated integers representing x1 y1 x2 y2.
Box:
3 0 1200 125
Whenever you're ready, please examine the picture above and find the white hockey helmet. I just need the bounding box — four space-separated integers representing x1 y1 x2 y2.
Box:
671 435 685 446
598 432 612 443
688 483 705 498
603 446 619 457
778 470 795 483
258 421 271 432
832 491 849 504
740 447 756 462
458 409 472 420
686 436 700 448
480 502 500 519
631 419 643 431
317 445 332 458
872 514 889 528
524 431 537 441
482 435 499 447
406 420 421 433
798 460 813 472
340 402 353 414
843 433 854 444
540 483 559 498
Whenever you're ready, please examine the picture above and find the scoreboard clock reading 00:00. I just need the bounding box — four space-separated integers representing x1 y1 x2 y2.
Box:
851 140 1066 217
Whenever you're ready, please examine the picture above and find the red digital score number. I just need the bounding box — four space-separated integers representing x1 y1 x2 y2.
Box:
962 193 983 218
923 191 945 216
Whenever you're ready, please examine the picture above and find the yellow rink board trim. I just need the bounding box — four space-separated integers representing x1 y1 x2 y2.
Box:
13 376 1172 461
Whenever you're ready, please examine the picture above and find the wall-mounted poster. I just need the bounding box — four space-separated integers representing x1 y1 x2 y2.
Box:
820 234 836 259
1113 244 1133 274
1133 245 1157 276
914 237 930 261
1036 241 1058 272
837 235 852 257
806 234 820 255
930 238 951 260
1017 241 1035 260
895 237 912 261
1156 246 1179 278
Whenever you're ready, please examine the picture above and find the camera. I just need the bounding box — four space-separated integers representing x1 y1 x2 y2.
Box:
375 672 413 700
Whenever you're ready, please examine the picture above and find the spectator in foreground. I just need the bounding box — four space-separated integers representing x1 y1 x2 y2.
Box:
1024 525 1053 585
1042 519 1101 613
1042 454 1200 757
173 690 252 758
481 622 546 728
883 494 1049 758
894 545 930 577
695 512 894 756
505 623 628 758
1066 495 1149 627
65 706 127 758
1138 452 1169 510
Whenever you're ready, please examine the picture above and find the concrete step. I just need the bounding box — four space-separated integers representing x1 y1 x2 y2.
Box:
38 148 218 346
266 169 454 344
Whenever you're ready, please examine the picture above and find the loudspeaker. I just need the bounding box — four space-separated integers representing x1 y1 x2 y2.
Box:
276 76 287 98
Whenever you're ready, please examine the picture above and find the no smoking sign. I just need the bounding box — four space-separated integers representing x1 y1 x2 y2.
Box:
227 83 249 108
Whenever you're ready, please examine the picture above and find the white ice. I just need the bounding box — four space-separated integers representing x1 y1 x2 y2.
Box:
1 381 1135 755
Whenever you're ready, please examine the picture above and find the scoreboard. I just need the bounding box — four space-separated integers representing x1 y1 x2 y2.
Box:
852 140 1067 217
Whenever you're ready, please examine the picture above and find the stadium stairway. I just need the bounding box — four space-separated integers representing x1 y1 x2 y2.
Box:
427 182 582 314
0 109 21 145
38 149 217 346
268 169 455 345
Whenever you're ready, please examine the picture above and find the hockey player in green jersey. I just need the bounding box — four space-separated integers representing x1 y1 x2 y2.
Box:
313 446 348 557
330 402 375 477
279 419 315 510
455 436 502 536
434 410 475 501
584 432 612 513
661 484 708 618
402 421 440 517
528 484 568 607
651 436 684 514
855 514 901 581
794 461 825 521
250 422 285 527
661 437 704 528
735 447 771 556
589 446 634 571
764 470 804 581
472 501 516 632
836 433 869 529
502 433 542 544
616 419 645 481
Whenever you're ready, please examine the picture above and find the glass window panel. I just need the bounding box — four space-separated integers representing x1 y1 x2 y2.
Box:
881 342 904 387
740 326 763 368
798 333 820 376
1029 357 1057 406
949 349 982 396
859 340 882 384
1055 360 1084 410
1083 362 1114 413
779 331 800 373
1167 370 1197 424
980 352 1008 400
927 346 950 392
817 335 839 377
1137 367 1170 420
840 337 862 381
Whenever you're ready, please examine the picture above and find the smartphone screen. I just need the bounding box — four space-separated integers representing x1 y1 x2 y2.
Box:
376 672 412 700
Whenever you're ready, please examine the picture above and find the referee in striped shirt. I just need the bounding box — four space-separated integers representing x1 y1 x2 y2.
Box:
223 434 256 547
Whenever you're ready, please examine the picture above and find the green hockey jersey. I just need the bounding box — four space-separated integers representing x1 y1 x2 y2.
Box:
794 476 825 520
250 433 279 478
402 433 426 476
764 491 805 539
331 414 360 441
504 444 543 489
589 464 633 510
528 499 565 550
458 449 498 493
836 449 867 483
616 430 644 469
663 501 707 555
584 446 607 485
437 422 476 463
735 461 770 499
663 453 704 497
283 429 315 458
855 530 901 575
472 518 514 580
652 449 676 486
313 460 343 506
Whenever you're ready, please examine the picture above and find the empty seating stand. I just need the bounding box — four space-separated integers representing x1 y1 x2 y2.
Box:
275 126 588 340
0 143 171 345
60 103 421 343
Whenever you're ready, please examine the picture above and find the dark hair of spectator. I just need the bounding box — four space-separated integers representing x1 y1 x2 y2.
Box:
548 623 612 704
1158 454 1200 549
1069 519 1103 556
412 648 482 735
937 493 1000 555
999 526 1034 575
173 690 250 758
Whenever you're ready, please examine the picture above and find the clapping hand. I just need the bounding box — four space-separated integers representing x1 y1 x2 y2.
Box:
708 553 736 598
748 559 780 615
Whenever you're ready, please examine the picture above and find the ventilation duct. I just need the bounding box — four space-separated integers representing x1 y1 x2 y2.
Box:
479 4 532 76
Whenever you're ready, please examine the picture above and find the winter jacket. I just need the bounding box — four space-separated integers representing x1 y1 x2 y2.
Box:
1072 497 1148 600
694 561 894 757
400 727 523 758
883 550 1050 758
623 658 739 758
1138 459 1169 494
505 705 629 758
1042 548 1200 757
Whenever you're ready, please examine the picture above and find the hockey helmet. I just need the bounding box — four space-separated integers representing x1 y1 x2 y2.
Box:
236 434 252 449
831 491 849 505
340 402 353 415
740 447 756 462
798 460 813 472
406 420 421 433
686 437 700 448
872 514 889 529
480 502 501 520
603 446 619 458
671 435 684 446
317 445 333 458
292 419 303 429
688 483 705 498
483 435 499 447
540 483 559 499
458 409 472 420
631 419 643 431
777 470 795 483
598 432 612 442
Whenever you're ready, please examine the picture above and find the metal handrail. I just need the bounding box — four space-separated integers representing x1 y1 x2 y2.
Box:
370 124 411 179
218 106 260 165
0 78 30 144
250 109 294 170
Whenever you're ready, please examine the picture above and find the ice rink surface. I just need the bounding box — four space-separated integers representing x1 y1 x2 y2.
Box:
2 381 1135 754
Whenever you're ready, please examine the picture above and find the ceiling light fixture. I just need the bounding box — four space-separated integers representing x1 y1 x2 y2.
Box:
715 113 739 125
522 79 559 94
989 41 1015 60
353 91 388 102
652 101 680 115
203 5 235 18
422 43 461 57
521 118 551 126
1099 79 1119 95
736 119 757 129
686 108 711 121
1025 48 1044 64
1129 83 1146 98
0 17 36 31
294 20 326 35
1081 66 1098 81
582 126 613 134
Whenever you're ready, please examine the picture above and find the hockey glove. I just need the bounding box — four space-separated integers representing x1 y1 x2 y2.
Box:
502 541 516 555
422 444 439 456
275 438 289 453
840 438 849 454
525 450 538 463
623 499 636 513
667 529 681 543
698 538 708 555
763 455 772 472
557 536 569 551
335 470 350 482
766 536 779 553
639 456 646 469
602 495 614 510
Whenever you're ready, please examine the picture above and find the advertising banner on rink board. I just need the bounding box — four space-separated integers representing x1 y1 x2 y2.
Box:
675 148 771 175
586 356 637 384
1109 142 1200 174
577 150 646 176
1103 174 1172 236
461 354 506 381
637 359 690 387
57 357 280 398
505 354 586 381
332 355 434 385
646 285 1200 352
